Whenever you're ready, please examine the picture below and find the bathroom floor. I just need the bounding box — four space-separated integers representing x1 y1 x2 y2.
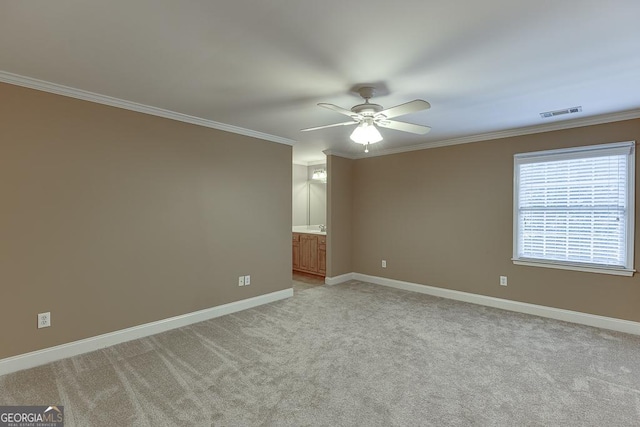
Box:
292 271 324 292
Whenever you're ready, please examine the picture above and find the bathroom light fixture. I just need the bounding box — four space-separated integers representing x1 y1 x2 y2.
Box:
312 168 327 182
349 119 382 145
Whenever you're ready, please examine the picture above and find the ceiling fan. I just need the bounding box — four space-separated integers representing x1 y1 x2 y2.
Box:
301 86 431 152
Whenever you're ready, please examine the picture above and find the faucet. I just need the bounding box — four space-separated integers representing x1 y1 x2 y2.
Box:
319 224 326 232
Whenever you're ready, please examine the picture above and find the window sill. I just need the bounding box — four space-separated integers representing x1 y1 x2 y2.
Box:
512 259 635 277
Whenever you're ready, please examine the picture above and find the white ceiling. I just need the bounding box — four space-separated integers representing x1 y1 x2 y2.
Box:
2 1 640 164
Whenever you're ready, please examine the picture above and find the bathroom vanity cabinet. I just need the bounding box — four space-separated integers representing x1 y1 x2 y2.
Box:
292 232 326 277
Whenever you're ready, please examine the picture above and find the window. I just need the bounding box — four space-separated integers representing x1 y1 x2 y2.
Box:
513 141 635 276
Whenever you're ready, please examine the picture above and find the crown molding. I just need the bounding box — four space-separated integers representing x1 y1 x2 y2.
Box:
5 70 638 157
0 70 296 146
351 108 640 159
307 159 327 166
292 159 327 167
323 149 354 159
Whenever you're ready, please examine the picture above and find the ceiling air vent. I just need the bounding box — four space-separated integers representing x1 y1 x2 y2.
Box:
540 106 582 118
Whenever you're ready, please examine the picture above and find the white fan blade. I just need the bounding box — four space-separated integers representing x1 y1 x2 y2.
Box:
318 103 360 119
376 119 431 134
301 121 358 132
377 100 431 119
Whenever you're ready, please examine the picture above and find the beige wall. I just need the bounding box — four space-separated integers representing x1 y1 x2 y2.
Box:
352 119 640 322
326 155 353 277
0 83 292 359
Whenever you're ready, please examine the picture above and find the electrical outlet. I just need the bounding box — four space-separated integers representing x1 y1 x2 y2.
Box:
244 275 251 286
238 276 245 287
38 312 51 329
500 276 508 286
382 260 387 268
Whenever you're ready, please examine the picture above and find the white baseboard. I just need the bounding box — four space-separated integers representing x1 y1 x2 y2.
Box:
0 288 293 376
325 273 354 285
345 273 640 336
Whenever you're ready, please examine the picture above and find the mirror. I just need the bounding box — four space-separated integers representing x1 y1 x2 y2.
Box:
292 163 326 227
308 179 326 226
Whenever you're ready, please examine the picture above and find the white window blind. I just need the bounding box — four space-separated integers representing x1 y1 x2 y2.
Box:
513 141 635 275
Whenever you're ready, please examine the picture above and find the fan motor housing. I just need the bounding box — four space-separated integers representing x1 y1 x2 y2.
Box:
351 103 383 116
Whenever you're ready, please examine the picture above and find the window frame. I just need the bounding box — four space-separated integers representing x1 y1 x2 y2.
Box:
512 141 636 276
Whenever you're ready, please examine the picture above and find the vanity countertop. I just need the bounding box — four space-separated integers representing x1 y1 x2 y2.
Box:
292 225 326 235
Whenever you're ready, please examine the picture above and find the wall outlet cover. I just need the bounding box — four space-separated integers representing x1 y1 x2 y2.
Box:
238 276 245 286
38 312 51 329
244 275 251 286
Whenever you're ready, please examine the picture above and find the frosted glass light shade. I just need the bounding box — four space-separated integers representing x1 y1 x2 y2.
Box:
311 169 327 181
350 123 382 145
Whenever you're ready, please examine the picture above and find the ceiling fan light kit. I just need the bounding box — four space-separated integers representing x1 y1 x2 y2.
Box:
350 119 383 145
301 86 432 153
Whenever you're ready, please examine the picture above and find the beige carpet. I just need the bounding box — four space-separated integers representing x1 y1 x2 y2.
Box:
1 280 639 426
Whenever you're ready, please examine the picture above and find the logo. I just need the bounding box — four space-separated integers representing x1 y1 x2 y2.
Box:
0 406 64 427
